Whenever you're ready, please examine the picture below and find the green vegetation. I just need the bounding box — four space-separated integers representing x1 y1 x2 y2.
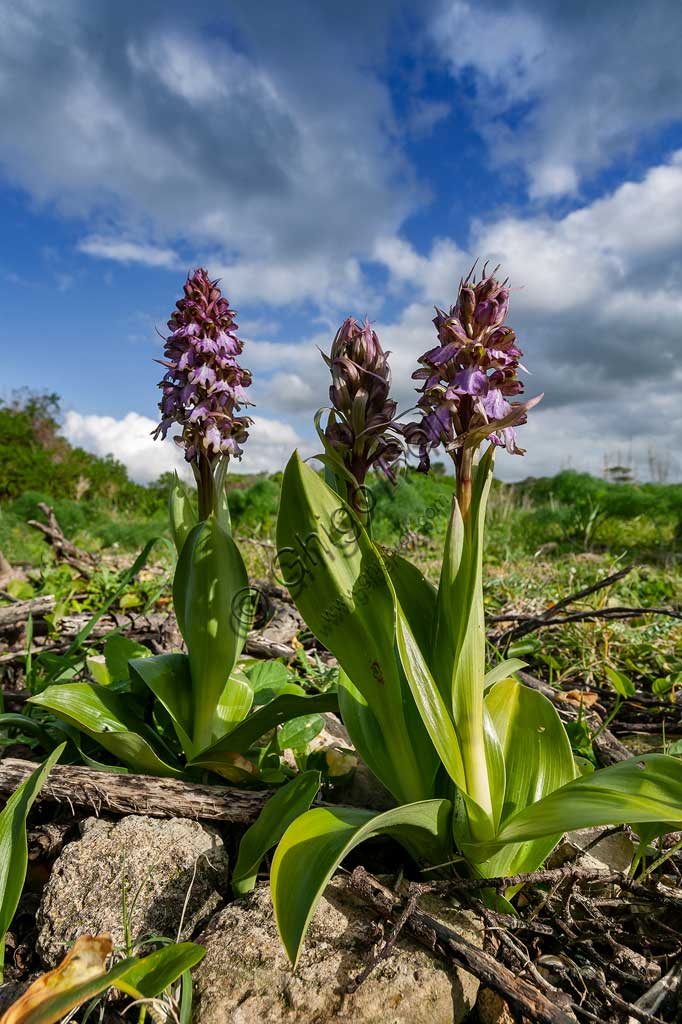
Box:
0 389 679 705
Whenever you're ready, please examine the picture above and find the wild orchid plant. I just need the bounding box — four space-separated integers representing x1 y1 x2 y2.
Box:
30 270 336 780
271 265 682 965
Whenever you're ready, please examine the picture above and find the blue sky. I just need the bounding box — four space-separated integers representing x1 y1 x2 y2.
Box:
1 0 681 483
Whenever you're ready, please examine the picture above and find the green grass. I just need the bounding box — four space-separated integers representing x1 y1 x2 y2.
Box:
1 463 679 705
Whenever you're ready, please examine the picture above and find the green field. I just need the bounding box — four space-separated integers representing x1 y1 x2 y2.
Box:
1 391 680 703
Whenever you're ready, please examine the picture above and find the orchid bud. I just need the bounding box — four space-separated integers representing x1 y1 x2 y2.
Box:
322 317 404 488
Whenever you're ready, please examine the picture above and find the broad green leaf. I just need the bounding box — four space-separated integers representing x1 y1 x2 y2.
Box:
189 692 340 770
173 515 250 749
29 684 182 777
476 679 576 876
277 714 325 751
1 939 204 1024
605 667 636 699
395 609 465 790
337 672 397 795
128 654 194 755
246 661 290 693
276 452 436 804
271 799 451 966
104 635 150 683
49 721 129 774
212 674 253 739
0 745 65 980
465 753 682 861
168 472 197 555
232 771 321 896
383 551 436 662
246 661 305 704
483 659 528 690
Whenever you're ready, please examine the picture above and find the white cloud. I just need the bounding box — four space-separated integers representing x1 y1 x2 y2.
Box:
434 0 682 197
61 409 311 484
62 410 188 484
0 0 416 307
78 236 180 268
252 153 682 480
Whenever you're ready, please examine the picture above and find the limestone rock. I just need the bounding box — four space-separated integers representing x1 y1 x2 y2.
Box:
193 876 483 1024
476 987 515 1024
549 825 635 874
36 815 227 968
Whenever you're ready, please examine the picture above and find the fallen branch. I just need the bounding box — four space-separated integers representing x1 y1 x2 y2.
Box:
0 757 273 823
347 867 577 1024
494 605 682 635
491 564 635 638
27 503 97 577
0 596 56 631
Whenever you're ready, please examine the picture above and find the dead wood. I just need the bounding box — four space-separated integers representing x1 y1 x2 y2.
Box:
346 866 577 1024
27 504 98 577
0 596 56 631
0 757 273 823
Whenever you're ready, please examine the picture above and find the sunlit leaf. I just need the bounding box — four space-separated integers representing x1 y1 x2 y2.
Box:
0 938 204 1024
173 515 250 749
276 452 437 804
232 771 321 896
271 799 451 966
189 692 339 771
476 678 576 876
465 753 682 861
129 654 194 755
29 684 182 777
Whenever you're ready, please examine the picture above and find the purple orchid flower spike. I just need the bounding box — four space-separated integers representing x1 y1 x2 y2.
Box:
404 262 542 493
153 268 253 516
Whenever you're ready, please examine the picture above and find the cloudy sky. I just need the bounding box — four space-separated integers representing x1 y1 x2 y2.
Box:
2 0 681 483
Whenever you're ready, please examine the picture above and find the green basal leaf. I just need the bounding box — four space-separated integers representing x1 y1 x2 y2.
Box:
464 753 682 862
189 692 340 770
271 799 452 966
128 654 194 756
232 770 321 896
29 684 182 777
173 515 250 750
475 678 577 876
337 671 399 795
169 472 197 555
0 745 65 981
395 608 466 791
114 942 205 999
104 634 151 684
276 452 437 805
212 673 254 739
483 659 528 691
383 551 437 663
